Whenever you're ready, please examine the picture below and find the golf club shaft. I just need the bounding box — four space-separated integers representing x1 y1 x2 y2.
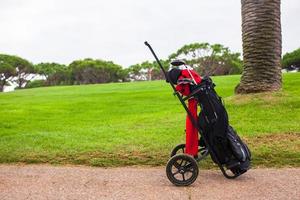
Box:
144 41 168 78
144 41 199 128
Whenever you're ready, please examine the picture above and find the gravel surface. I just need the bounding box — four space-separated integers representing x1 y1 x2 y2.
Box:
0 165 299 200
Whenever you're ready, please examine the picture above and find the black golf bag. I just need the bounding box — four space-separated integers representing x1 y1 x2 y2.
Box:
195 77 251 174
145 42 250 185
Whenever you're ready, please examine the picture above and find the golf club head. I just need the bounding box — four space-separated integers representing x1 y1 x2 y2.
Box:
170 59 186 67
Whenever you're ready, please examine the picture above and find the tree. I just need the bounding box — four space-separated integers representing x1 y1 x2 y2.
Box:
0 55 16 92
151 60 170 80
69 58 124 84
169 43 243 76
35 62 71 85
236 0 282 94
127 63 147 81
0 54 34 89
282 48 300 69
127 60 169 81
15 59 34 88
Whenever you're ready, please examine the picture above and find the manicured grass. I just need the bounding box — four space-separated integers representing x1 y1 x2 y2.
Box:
0 73 299 167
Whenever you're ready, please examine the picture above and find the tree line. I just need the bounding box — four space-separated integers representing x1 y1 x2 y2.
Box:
0 57 128 91
1 42 298 92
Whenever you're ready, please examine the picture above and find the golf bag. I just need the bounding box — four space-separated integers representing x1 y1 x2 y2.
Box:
195 77 251 173
168 68 251 174
145 42 251 185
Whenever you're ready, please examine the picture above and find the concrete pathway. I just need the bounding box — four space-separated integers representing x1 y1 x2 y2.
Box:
0 165 299 200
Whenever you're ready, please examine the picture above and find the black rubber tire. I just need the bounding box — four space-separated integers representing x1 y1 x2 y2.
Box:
166 154 199 186
170 144 186 157
170 143 209 161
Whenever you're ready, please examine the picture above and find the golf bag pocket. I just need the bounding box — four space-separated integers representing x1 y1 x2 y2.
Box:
227 126 251 162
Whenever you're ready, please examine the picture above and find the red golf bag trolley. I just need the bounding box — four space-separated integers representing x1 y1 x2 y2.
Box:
145 42 251 186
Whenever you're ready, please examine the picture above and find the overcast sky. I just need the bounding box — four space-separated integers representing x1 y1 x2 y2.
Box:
0 0 299 67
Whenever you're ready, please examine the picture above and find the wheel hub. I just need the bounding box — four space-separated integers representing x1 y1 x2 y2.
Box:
179 167 185 174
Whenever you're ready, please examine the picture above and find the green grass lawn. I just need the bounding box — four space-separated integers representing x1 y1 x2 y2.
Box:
0 73 299 168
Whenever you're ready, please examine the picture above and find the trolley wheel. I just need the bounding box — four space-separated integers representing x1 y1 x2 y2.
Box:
166 154 199 186
170 143 209 161
170 144 186 157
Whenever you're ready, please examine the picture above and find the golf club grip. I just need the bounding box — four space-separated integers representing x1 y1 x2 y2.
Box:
144 41 168 78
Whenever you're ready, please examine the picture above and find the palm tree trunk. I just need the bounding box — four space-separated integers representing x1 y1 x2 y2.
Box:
236 0 282 94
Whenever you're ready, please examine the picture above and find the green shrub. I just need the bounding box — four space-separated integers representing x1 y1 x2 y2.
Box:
25 80 46 88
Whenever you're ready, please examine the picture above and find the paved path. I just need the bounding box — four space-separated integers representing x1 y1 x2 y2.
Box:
0 165 299 200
